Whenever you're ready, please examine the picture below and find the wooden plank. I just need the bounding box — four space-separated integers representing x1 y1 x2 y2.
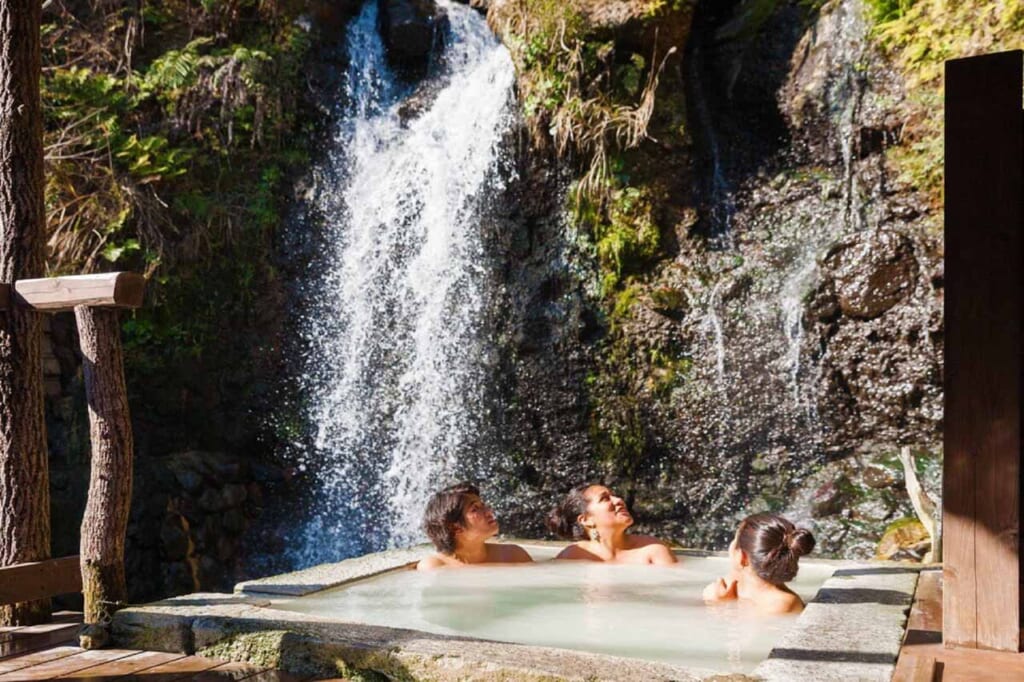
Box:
908 656 937 682
117 654 224 681
0 645 82 675
0 624 79 659
190 661 273 681
943 49 1024 652
0 556 81 605
0 648 135 680
896 561 1024 680
54 650 186 679
13 272 145 311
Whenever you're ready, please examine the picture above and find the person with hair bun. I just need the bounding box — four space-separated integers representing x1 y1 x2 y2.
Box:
417 482 533 570
546 483 677 564
702 513 815 614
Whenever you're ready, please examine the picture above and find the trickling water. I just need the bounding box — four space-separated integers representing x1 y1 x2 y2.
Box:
291 0 516 565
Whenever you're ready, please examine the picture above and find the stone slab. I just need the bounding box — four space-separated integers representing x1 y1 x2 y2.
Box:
234 546 432 596
753 564 920 681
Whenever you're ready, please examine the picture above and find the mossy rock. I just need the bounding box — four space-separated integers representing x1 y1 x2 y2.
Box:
875 517 929 561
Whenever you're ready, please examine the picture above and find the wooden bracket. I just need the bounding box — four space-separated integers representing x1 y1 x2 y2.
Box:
13 272 146 312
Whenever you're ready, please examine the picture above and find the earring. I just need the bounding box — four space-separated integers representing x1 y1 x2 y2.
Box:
588 528 601 542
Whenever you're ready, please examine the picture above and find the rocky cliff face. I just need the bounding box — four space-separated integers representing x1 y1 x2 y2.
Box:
485 0 943 556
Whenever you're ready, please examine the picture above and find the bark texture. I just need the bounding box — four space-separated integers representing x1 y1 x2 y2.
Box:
75 306 132 626
0 0 51 626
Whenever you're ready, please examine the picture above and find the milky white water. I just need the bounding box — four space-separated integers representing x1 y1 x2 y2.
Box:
275 553 834 674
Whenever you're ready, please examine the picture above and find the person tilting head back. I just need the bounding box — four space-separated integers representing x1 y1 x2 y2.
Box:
547 483 677 564
417 482 533 570
702 512 815 614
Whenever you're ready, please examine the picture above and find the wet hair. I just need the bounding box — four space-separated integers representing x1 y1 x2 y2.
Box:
422 482 479 555
546 483 600 540
736 513 815 585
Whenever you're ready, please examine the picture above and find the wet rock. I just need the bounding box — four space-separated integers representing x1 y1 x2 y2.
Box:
199 487 228 513
810 476 852 518
380 0 445 70
823 231 918 320
453 0 488 12
862 465 895 489
223 508 248 535
162 561 197 596
160 514 192 561
222 483 249 508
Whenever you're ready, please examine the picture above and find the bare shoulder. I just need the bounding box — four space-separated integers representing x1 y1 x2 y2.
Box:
760 589 805 615
554 543 600 561
490 543 534 563
644 542 678 565
628 535 678 564
416 554 449 571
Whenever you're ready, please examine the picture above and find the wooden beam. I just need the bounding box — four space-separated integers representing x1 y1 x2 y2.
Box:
0 557 81 606
943 50 1023 652
13 273 145 312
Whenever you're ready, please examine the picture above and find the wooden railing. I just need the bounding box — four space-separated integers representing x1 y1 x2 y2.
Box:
0 556 81 606
0 271 145 624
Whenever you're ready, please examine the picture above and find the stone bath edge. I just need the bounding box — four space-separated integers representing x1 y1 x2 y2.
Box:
111 545 922 681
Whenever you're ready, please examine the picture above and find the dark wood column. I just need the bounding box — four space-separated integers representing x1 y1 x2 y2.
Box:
943 49 1023 652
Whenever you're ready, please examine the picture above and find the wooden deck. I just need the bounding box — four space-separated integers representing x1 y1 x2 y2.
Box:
0 613 338 681
894 568 1024 681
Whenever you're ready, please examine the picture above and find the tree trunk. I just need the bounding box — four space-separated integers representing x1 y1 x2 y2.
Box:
0 0 51 626
75 306 133 627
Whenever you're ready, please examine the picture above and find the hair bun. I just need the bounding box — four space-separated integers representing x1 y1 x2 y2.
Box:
788 527 815 557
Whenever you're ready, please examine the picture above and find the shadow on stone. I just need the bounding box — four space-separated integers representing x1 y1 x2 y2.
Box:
767 648 896 664
814 587 912 606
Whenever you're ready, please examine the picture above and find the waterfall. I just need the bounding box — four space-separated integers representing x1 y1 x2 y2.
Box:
290 0 516 565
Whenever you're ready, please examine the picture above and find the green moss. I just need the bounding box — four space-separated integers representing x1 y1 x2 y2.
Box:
868 0 1024 205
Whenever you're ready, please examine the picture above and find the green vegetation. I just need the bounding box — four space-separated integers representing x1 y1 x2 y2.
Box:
42 0 314 452
492 0 696 473
867 0 1024 207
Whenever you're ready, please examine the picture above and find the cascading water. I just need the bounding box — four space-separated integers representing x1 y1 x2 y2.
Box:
289 0 516 566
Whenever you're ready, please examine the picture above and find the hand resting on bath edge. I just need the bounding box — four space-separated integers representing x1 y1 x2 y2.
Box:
546 483 677 565
702 512 814 615
417 482 533 570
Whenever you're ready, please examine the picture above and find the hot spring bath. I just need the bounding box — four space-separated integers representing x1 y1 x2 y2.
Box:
112 545 921 681
271 549 833 674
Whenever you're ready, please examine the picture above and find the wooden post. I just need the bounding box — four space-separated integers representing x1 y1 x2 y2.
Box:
943 50 1023 652
75 306 134 635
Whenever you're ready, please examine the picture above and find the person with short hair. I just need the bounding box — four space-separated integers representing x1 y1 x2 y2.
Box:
417 482 533 570
702 512 815 614
546 483 677 564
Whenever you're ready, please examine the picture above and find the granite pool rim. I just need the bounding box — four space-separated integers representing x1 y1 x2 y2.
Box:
111 543 925 681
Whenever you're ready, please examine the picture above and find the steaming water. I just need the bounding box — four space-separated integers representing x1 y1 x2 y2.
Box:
276 553 835 674
292 0 516 565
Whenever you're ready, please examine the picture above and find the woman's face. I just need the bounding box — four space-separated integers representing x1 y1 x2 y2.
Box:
457 494 499 540
580 485 633 532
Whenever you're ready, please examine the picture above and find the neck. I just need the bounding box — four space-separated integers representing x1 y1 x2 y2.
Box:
453 539 488 564
594 527 629 554
736 569 780 598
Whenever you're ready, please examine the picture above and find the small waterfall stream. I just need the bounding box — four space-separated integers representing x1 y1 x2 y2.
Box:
290 0 516 565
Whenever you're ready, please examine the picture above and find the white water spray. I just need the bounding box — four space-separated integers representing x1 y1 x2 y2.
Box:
293 0 516 564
